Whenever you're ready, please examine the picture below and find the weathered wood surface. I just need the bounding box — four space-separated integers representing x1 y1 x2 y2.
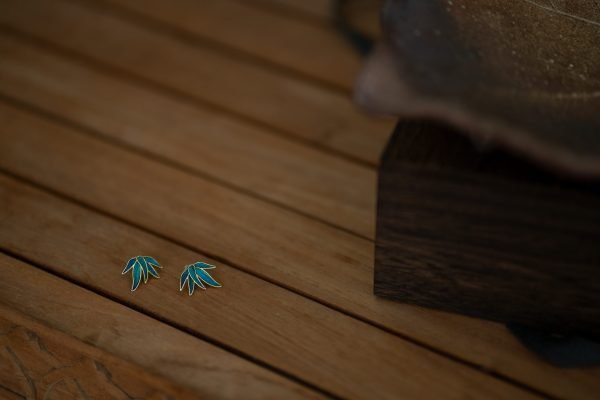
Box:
106 0 383 52
0 32 376 239
0 166 536 399
0 254 321 400
102 0 360 90
1 32 599 400
267 0 383 32
0 304 202 400
0 0 598 398
0 93 598 400
255 0 335 20
0 0 393 165
375 121 600 334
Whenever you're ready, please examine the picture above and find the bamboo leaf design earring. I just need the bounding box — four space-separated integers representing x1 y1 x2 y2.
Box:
122 256 162 291
180 262 222 296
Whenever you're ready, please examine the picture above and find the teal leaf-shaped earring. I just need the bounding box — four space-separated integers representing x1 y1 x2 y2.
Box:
180 262 222 296
122 256 162 291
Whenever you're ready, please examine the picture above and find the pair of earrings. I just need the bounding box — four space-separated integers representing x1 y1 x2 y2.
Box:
122 256 222 296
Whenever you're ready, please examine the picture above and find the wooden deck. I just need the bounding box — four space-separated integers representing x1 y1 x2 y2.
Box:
0 0 598 398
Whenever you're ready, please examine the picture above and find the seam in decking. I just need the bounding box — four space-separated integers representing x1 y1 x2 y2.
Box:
78 0 354 95
0 24 376 170
0 145 555 400
0 248 340 400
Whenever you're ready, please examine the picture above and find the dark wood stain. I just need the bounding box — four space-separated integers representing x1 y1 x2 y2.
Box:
375 120 600 335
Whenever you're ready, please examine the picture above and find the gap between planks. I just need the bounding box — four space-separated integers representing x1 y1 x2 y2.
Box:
94 0 360 92
239 0 336 24
88 0 353 95
245 0 384 39
0 27 528 388
0 174 540 400
0 0 393 166
0 252 327 400
0 2 596 396
0 303 206 400
0 28 597 398
0 27 376 239
0 165 557 400
0 25 377 172
0 149 550 400
0 28 597 399
0 102 578 400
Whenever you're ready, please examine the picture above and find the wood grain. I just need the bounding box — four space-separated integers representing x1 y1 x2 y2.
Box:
0 2 598 397
375 121 600 333
0 90 598 399
256 0 334 19
0 255 322 400
0 304 203 400
0 0 393 165
0 386 22 400
265 0 383 35
0 33 376 239
103 0 359 90
0 175 536 400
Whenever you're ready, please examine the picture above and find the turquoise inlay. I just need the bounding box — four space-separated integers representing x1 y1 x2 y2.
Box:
180 262 222 296
180 268 190 291
188 277 195 296
122 258 136 274
143 256 161 267
137 256 148 283
195 267 221 288
188 268 206 290
193 261 215 270
122 256 161 292
146 263 160 278
132 262 142 291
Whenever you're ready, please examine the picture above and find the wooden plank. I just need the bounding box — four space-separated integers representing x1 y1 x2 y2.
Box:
264 0 383 38
0 87 597 400
0 33 375 239
257 0 333 19
103 0 359 90
0 386 22 400
343 0 384 39
0 175 535 400
0 0 393 165
0 256 319 400
0 304 203 400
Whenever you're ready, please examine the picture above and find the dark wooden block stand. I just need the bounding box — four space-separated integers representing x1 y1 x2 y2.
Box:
375 120 600 336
